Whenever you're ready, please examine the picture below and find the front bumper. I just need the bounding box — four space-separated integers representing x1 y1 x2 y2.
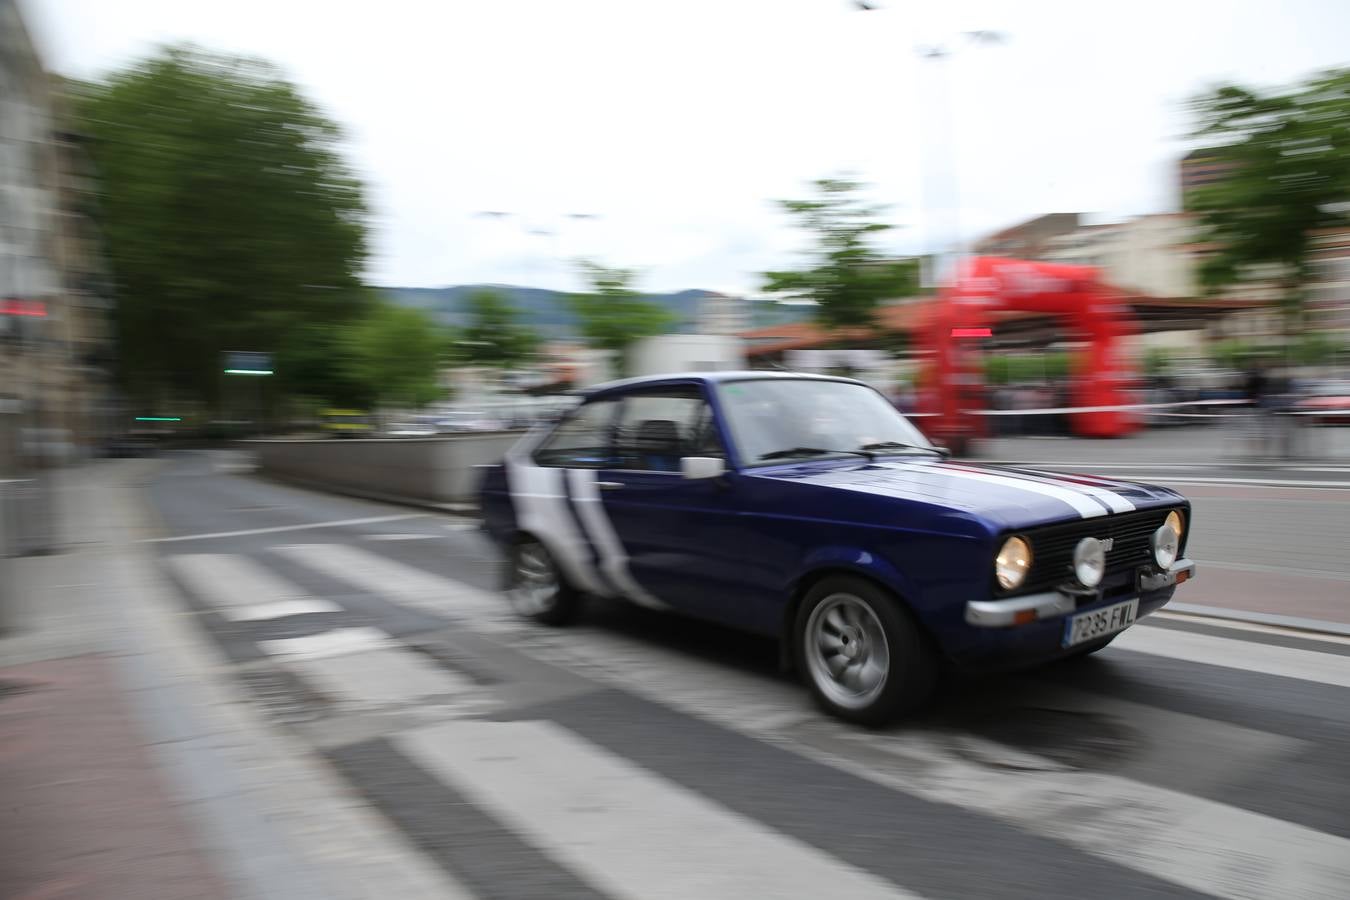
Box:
964 558 1196 627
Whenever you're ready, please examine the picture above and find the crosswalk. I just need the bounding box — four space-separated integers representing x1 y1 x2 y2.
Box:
160 539 1350 900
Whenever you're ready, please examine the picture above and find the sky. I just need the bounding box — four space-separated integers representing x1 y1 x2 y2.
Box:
21 0 1350 295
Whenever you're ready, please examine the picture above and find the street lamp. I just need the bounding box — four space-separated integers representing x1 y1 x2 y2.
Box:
855 3 1005 286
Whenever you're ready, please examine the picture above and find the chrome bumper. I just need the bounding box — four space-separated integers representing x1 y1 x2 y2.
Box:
965 558 1196 628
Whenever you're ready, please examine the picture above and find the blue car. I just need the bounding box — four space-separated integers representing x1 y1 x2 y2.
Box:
478 372 1195 724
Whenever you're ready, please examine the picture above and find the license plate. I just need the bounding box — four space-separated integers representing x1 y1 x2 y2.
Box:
1063 599 1139 648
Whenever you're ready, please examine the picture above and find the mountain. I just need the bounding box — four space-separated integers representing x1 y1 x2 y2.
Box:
382 284 720 338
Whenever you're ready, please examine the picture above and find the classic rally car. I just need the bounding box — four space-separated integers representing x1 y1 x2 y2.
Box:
478 372 1194 724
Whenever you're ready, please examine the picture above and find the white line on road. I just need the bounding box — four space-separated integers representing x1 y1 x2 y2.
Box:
291 647 478 708
400 720 922 900
165 553 314 609
1112 624 1350 687
362 533 444 541
145 513 427 543
274 543 502 617
258 626 394 660
221 599 342 622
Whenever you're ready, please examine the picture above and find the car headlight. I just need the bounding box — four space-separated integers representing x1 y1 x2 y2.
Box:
995 536 1032 590
1152 511 1184 569
1074 537 1106 588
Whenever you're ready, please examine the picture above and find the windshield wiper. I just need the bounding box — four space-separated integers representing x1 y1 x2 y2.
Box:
758 446 875 461
859 440 944 456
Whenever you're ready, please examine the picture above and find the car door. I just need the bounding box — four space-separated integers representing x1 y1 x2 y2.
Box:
574 386 750 626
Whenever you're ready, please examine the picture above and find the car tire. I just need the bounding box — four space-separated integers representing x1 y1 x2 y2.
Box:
507 538 582 626
795 575 938 726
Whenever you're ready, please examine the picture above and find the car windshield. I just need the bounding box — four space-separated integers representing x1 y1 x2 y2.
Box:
716 379 935 465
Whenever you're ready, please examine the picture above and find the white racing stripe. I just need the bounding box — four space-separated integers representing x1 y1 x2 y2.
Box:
273 543 502 618
506 461 610 595
400 720 922 900
566 469 668 610
1011 469 1138 513
922 464 1109 518
1112 625 1350 688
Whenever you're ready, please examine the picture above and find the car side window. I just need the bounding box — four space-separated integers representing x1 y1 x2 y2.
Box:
612 389 723 473
533 398 620 468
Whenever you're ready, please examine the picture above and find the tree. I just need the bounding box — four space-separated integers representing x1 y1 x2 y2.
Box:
570 261 675 375
1187 68 1350 327
71 45 370 410
459 289 540 369
762 176 919 329
342 302 447 410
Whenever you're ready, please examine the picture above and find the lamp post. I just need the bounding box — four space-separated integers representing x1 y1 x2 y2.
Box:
854 3 1004 286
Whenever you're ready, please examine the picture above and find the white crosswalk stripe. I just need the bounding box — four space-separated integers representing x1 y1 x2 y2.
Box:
165 543 1350 900
291 647 478 709
273 542 503 618
1112 625 1350 688
400 719 923 900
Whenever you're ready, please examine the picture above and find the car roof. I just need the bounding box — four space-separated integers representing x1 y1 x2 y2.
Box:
580 370 867 399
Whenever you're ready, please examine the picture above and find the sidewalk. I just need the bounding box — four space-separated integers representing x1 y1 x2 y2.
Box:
974 421 1350 469
0 461 467 900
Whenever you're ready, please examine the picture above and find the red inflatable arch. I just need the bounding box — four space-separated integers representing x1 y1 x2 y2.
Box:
912 256 1139 450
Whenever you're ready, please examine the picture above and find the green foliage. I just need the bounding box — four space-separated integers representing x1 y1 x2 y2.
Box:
1291 331 1344 366
569 261 676 375
71 45 369 408
1186 68 1350 324
762 176 919 329
342 302 447 409
1141 347 1173 377
459 289 540 369
985 352 1073 386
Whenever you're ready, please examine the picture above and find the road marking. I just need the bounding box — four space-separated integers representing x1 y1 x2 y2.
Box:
273 543 502 617
499 616 1350 900
164 553 315 610
362 533 443 541
290 647 477 708
258 626 394 660
813 726 1350 900
400 720 922 900
221 599 342 622
1127 476 1350 489
1158 604 1350 640
145 513 427 543
1113 624 1350 687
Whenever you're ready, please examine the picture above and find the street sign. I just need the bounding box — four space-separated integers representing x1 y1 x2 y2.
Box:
224 351 273 375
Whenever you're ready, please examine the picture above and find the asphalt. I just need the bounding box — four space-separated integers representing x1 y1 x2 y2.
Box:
7 451 1349 900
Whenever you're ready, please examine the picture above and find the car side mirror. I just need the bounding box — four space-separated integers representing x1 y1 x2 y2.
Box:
933 445 953 459
681 456 726 480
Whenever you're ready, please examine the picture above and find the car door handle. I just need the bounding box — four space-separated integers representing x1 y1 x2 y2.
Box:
596 481 625 490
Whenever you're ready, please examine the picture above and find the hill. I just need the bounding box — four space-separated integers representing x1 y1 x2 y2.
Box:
382 285 718 338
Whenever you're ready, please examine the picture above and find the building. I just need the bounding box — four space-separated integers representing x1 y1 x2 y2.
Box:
1179 148 1237 205
695 291 749 336
1040 214 1197 299
972 213 1082 259
1 0 115 478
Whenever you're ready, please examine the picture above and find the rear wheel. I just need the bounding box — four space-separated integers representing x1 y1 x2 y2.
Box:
507 538 581 626
795 575 937 726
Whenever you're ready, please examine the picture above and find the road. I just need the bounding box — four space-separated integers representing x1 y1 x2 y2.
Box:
143 451 1350 900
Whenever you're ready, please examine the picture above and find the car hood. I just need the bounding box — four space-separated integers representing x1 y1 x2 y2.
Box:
753 457 1184 530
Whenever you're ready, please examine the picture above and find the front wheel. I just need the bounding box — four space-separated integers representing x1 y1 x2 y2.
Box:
507 538 581 626
795 575 938 726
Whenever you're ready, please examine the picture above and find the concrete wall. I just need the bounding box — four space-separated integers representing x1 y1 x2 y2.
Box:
247 432 528 508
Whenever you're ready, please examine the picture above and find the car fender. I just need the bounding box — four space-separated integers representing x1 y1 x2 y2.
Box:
791 544 922 610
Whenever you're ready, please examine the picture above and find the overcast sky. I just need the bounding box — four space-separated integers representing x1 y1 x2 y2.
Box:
22 0 1350 295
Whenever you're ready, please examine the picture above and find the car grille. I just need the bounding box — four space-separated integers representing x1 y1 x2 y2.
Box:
1008 507 1184 596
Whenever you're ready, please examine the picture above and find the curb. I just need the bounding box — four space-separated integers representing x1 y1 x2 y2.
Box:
1161 602 1350 639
